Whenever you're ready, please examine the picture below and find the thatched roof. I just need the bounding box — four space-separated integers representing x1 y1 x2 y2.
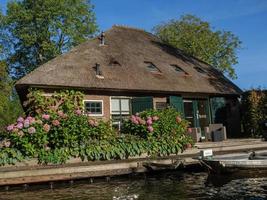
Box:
15 25 242 96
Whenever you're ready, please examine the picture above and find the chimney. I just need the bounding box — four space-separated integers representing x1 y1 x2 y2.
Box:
99 31 105 46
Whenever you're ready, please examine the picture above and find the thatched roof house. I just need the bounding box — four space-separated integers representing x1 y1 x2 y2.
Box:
15 25 242 137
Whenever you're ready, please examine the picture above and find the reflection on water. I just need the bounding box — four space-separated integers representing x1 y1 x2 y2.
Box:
1 171 267 200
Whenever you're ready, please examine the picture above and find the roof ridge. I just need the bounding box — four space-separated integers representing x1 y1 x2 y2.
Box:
112 24 148 33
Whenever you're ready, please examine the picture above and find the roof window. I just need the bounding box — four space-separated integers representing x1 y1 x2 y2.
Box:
170 64 187 74
194 66 206 74
144 61 161 73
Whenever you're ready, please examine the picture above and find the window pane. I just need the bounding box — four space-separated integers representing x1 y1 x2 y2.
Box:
111 99 120 112
121 99 130 111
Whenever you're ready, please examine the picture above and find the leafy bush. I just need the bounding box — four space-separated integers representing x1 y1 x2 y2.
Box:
241 90 267 137
0 89 193 166
122 108 193 156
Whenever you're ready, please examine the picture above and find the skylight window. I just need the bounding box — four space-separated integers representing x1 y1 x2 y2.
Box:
170 64 186 73
194 66 206 74
145 61 161 73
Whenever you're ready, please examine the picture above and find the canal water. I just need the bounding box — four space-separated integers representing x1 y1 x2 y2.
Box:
1 170 267 200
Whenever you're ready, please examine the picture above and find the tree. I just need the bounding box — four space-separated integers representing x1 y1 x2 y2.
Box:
1 0 98 79
153 15 241 79
0 58 23 131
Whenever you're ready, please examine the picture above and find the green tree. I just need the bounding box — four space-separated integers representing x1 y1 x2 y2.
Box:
153 14 242 79
0 59 23 131
1 0 98 79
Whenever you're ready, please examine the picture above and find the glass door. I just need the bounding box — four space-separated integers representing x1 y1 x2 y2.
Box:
196 100 210 130
183 99 210 130
183 100 195 127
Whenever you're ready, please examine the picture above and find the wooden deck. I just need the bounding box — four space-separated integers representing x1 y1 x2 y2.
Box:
0 139 266 187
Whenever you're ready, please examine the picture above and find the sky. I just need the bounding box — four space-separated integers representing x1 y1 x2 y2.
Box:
1 0 267 90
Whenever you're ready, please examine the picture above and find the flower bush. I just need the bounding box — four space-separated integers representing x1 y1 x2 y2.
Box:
122 108 193 156
0 89 194 166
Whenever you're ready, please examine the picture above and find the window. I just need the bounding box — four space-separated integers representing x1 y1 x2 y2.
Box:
194 66 206 74
111 98 130 115
144 61 161 73
84 100 103 116
170 64 187 74
111 98 131 130
155 102 167 110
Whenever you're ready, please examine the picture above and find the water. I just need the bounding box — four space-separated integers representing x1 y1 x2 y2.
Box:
1 171 267 200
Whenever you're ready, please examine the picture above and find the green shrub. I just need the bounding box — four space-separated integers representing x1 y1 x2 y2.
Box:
241 90 267 137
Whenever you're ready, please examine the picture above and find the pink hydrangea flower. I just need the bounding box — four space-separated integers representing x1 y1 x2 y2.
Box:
28 127 36 134
6 124 14 132
75 109 82 115
24 119 30 128
147 126 154 132
146 119 153 126
152 116 159 121
147 116 152 121
26 116 35 124
52 120 60 126
57 110 64 117
130 115 139 125
42 114 50 120
176 116 182 123
43 124 51 133
16 122 23 129
17 117 24 123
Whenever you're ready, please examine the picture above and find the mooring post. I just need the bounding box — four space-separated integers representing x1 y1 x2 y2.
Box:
4 186 9 191
106 176 111 182
23 184 29 190
69 180 74 186
49 182 54 189
90 178 94 183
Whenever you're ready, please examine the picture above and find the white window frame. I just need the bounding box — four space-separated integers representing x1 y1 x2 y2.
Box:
83 100 104 117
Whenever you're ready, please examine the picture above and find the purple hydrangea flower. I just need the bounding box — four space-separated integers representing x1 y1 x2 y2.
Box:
17 117 24 123
6 124 14 132
16 122 24 129
24 119 30 128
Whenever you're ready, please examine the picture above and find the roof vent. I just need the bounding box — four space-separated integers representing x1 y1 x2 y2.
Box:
99 31 105 46
94 63 104 79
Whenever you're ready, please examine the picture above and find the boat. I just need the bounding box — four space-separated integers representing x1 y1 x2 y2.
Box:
200 151 267 174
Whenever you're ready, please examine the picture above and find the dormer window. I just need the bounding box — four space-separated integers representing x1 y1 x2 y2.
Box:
170 64 187 74
194 66 206 74
109 57 121 66
145 61 161 73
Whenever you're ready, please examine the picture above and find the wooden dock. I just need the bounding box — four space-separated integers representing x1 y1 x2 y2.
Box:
0 139 266 186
